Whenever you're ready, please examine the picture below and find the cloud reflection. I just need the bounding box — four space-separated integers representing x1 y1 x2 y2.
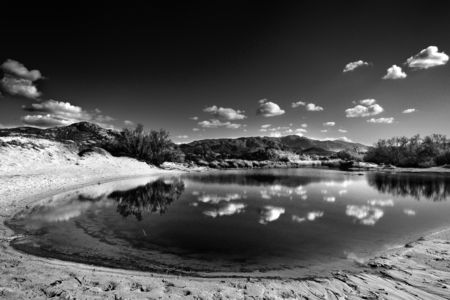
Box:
259 205 285 224
346 205 384 226
203 203 247 218
403 209 416 216
367 199 394 207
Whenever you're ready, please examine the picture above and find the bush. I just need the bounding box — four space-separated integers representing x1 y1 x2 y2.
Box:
105 124 184 166
336 150 360 161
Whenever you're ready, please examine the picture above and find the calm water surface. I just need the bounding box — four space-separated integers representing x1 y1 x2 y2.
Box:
7 168 450 278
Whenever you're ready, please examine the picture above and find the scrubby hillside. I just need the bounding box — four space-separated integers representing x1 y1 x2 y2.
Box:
180 135 368 162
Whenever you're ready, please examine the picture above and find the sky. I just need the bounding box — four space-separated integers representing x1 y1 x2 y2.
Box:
1 1 450 145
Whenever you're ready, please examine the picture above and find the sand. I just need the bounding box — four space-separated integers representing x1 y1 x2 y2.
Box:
1 137 450 299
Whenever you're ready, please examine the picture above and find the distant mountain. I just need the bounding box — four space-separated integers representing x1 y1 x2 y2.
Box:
180 135 369 161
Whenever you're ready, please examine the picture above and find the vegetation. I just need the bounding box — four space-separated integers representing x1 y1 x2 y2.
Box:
336 150 362 161
106 124 184 166
364 134 450 168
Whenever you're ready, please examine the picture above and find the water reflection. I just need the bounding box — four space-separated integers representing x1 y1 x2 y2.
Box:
109 179 185 221
367 173 450 201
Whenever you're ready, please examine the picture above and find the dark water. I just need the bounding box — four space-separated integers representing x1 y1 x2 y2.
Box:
7 169 450 277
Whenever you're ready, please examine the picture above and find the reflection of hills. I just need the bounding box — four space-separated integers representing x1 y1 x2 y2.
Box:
185 173 337 188
367 173 450 201
108 178 185 220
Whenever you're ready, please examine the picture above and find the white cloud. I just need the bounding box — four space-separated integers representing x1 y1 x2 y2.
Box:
291 101 306 108
359 99 376 105
295 128 307 133
323 121 335 127
269 132 282 137
338 129 348 133
203 203 246 218
406 46 449 69
176 135 189 139
257 99 285 117
345 99 383 118
0 59 43 99
1 75 41 99
383 65 407 80
203 105 246 120
301 123 308 128
21 114 72 127
306 103 324 111
261 124 271 128
343 60 370 72
190 116 199 121
346 205 384 226
124 120 134 126
367 117 394 124
192 128 200 132
1 59 42 81
402 108 416 114
320 129 328 133
259 205 285 224
198 119 243 129
21 99 114 128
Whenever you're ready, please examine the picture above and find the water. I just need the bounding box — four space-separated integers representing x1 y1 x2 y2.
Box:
7 168 450 278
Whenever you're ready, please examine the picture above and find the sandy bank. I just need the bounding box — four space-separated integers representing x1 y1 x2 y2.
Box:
1 139 450 299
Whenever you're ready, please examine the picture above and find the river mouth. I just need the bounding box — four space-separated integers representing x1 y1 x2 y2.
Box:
6 168 450 278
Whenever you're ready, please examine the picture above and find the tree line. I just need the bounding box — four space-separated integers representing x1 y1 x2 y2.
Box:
363 134 450 167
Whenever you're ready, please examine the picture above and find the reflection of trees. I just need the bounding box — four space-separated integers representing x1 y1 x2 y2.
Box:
367 173 450 201
108 178 185 220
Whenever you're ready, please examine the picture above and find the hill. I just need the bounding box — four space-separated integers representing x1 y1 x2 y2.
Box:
180 135 368 161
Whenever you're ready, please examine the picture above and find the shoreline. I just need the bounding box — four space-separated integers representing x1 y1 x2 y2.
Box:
1 165 450 298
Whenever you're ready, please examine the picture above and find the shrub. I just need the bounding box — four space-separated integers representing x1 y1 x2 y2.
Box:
106 124 184 166
336 150 360 161
435 151 450 166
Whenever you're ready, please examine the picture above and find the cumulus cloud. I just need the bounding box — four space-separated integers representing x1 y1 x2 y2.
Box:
203 203 246 218
176 135 189 139
124 120 134 126
402 108 416 114
291 215 306 223
198 119 243 129
405 46 449 69
21 99 114 128
291 101 306 108
323 196 336 202
323 121 335 127
383 65 407 80
0 59 43 99
320 129 328 133
1 75 41 99
367 117 394 124
346 205 384 226
345 99 383 118
301 123 308 128
256 99 285 117
259 205 285 224
1 59 42 81
190 116 199 121
306 103 324 111
338 129 348 133
203 105 246 120
343 60 370 72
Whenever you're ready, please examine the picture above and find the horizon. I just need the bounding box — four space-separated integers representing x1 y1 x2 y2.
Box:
1 2 450 145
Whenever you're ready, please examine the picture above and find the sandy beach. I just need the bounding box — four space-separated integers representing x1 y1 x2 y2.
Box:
0 138 449 299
